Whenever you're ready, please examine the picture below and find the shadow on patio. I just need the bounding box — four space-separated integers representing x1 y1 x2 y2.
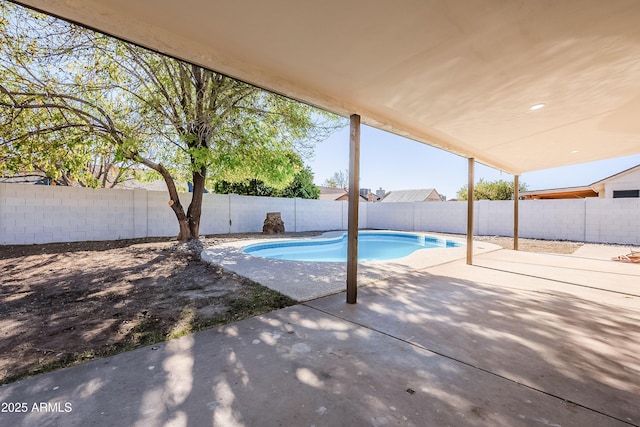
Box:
1 249 638 426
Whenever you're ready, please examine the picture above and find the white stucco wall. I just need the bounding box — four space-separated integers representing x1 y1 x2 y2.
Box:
602 167 640 198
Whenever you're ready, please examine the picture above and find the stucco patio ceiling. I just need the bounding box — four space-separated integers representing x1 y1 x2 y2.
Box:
14 0 640 174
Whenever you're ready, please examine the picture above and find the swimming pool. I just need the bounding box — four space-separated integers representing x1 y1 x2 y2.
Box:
242 231 462 262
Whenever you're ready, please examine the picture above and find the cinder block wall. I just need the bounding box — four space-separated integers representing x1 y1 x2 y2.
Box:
1 183 639 245
414 201 468 234
296 198 343 232
0 184 354 244
366 198 640 245
476 200 513 236
585 198 640 245
0 184 136 244
199 193 232 234
229 195 295 233
518 199 587 242
366 202 415 231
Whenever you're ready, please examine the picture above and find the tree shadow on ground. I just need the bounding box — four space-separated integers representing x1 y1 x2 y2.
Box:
2 264 637 426
310 268 640 424
0 239 295 385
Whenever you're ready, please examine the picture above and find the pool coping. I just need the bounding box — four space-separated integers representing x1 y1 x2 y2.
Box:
201 231 502 301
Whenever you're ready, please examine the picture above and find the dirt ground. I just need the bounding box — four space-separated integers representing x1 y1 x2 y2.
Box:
0 232 580 385
0 233 320 385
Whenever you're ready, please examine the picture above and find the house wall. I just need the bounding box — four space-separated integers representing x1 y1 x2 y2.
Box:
425 191 443 201
1 183 639 245
603 168 640 198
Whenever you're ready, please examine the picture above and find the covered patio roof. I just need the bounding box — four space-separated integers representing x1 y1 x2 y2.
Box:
13 0 640 175
520 186 599 200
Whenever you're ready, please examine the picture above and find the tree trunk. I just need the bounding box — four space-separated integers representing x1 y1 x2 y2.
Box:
177 217 192 241
136 157 195 241
167 184 191 241
186 166 206 240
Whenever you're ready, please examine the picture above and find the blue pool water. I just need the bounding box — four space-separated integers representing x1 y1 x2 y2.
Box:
242 231 462 262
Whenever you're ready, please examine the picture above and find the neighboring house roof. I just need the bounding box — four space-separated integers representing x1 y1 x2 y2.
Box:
591 164 640 185
521 164 640 199
318 186 368 201
0 173 51 185
318 186 348 201
590 164 640 196
520 186 598 200
1 170 184 192
381 189 442 203
114 178 171 192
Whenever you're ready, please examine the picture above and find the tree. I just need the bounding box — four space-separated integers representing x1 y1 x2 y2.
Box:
456 179 528 201
213 169 320 199
323 169 349 188
0 5 140 188
275 166 320 199
0 3 342 239
213 151 320 199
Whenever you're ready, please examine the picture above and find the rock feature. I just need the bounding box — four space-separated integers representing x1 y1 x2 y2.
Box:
262 212 285 234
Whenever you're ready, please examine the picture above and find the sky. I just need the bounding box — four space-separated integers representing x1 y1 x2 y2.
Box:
306 124 640 200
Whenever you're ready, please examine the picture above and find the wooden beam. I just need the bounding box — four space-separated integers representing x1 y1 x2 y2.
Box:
346 114 361 304
466 158 474 265
514 174 519 251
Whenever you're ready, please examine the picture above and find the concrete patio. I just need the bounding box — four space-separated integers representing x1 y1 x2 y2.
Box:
1 246 638 426
201 231 501 301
